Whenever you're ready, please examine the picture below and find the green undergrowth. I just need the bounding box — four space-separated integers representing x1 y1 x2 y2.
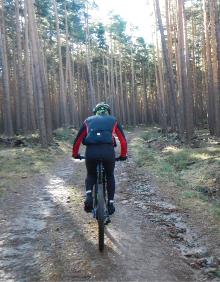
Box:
53 127 77 144
131 127 220 219
0 128 76 196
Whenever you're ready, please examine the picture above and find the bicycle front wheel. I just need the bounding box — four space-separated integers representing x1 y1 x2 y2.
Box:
97 183 105 251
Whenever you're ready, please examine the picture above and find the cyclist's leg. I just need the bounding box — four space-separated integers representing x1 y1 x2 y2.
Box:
85 159 98 211
103 159 116 214
85 159 98 192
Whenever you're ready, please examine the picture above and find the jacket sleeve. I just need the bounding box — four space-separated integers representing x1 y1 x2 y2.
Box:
115 122 127 157
72 123 87 158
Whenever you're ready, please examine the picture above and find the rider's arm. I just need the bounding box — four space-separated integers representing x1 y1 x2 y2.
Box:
72 123 87 158
115 122 127 157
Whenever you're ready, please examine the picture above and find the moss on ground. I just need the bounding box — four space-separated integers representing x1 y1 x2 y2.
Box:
53 127 77 144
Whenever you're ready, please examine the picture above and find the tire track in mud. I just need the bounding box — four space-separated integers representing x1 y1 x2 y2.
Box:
0 134 211 281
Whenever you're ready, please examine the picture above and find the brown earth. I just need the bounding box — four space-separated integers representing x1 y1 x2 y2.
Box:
0 132 217 281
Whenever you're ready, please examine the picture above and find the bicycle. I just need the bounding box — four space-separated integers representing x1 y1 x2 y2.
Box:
80 156 118 251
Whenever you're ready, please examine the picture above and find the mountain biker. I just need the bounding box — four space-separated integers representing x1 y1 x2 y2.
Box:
72 102 127 215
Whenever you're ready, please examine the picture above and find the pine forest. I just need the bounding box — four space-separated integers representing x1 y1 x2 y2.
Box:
0 0 220 146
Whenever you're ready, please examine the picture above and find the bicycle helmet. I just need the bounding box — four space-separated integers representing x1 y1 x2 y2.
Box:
93 102 111 115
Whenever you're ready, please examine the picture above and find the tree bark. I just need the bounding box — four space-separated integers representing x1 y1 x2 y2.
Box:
155 0 179 131
130 44 137 125
26 0 48 147
15 0 28 132
203 0 215 135
210 0 220 136
24 0 37 131
85 7 96 109
0 0 14 136
53 0 70 126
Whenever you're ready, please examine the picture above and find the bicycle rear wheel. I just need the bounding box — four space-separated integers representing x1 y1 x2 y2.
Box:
97 183 105 251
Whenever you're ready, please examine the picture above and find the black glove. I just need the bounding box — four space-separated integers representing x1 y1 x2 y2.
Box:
72 154 82 160
113 136 117 147
116 156 127 161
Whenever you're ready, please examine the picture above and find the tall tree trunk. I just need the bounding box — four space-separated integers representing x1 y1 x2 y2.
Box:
39 42 53 142
165 0 176 129
119 54 126 125
114 58 121 121
85 7 95 109
155 0 179 131
96 64 100 102
182 1 194 140
12 49 21 131
130 44 137 125
210 0 220 136
125 73 131 125
155 35 167 132
53 0 69 126
65 7 76 126
68 47 77 126
24 0 36 131
177 0 194 141
0 0 14 136
15 0 27 132
26 0 48 147
203 0 215 135
110 53 115 114
214 0 220 135
142 64 148 124
107 56 111 105
103 55 107 102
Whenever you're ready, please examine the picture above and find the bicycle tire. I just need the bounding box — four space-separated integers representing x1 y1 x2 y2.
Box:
97 183 105 251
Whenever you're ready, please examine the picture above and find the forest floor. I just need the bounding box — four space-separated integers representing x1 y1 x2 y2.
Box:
0 127 220 281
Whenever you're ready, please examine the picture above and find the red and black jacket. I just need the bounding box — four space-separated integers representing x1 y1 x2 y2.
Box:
72 115 127 158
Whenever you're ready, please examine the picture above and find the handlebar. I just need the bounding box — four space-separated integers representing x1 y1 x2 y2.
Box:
75 156 125 161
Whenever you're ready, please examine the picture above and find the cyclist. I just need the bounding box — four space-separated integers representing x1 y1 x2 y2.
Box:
72 102 127 215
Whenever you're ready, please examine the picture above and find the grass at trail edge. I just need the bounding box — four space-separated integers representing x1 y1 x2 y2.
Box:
0 128 76 196
130 127 220 220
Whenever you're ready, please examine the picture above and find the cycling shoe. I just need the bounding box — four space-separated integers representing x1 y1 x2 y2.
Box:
84 193 93 213
107 202 115 215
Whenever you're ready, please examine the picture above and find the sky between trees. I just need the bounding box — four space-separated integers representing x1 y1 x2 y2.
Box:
91 0 153 43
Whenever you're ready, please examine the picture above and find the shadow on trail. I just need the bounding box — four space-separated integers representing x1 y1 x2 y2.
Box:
0 158 125 281
40 160 126 280
104 229 122 251
1 155 201 282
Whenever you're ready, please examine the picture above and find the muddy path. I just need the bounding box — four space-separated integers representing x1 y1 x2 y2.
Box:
0 132 213 281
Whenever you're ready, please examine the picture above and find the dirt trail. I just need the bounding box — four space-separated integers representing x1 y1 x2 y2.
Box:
0 132 210 281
